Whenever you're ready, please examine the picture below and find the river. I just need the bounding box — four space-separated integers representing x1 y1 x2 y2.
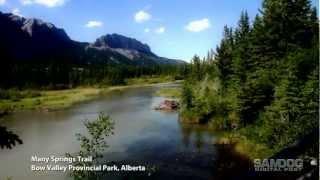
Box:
0 83 249 180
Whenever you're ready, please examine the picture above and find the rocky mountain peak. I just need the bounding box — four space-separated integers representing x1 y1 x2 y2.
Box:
21 18 69 41
2 12 70 41
0 11 184 65
93 33 152 54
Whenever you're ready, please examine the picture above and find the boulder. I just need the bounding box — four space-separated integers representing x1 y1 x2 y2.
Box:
155 100 180 111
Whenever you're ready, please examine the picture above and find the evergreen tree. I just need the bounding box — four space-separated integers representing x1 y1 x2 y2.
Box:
260 0 314 58
215 26 234 86
191 55 203 81
233 11 252 83
181 83 194 110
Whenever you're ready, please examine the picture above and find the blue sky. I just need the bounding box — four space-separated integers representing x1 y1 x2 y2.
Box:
0 0 318 61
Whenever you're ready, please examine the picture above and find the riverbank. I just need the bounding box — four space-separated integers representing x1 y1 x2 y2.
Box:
179 113 275 159
154 87 181 98
154 86 273 159
0 76 178 113
215 131 275 160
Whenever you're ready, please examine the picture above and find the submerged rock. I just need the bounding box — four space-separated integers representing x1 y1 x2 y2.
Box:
155 100 179 111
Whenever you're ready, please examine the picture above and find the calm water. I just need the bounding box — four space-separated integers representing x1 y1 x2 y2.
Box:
0 84 221 180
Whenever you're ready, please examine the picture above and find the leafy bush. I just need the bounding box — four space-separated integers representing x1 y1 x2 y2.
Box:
67 113 114 180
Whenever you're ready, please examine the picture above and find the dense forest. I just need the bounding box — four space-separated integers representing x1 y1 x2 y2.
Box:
0 62 185 88
180 0 319 157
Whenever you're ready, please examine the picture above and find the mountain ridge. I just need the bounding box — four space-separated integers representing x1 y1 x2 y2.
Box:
0 12 185 65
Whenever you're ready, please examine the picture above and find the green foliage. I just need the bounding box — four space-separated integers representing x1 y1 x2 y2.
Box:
126 75 174 86
0 126 23 149
67 113 114 180
238 70 275 125
233 11 252 83
180 0 319 157
76 113 114 159
0 62 186 88
216 26 234 83
260 51 319 150
0 89 41 101
181 82 194 110
218 129 275 159
155 87 181 98
261 0 315 54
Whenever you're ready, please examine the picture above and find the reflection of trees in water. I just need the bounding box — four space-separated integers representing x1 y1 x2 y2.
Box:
194 131 204 153
179 122 254 179
211 144 253 180
179 123 207 152
180 124 191 148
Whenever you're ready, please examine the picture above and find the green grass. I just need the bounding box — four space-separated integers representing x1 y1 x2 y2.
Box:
0 88 103 112
179 109 203 124
215 129 275 160
0 89 41 100
0 76 178 112
126 75 174 85
179 107 276 159
154 87 181 98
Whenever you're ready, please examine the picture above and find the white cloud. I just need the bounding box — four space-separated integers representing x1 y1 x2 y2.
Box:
21 0 67 7
0 0 6 5
21 0 32 5
144 28 150 33
12 8 23 16
185 18 211 32
134 10 151 23
155 26 165 34
85 21 103 28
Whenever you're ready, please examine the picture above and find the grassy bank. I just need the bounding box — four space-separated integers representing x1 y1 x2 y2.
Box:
179 110 275 159
215 130 275 160
154 83 274 159
125 75 175 86
0 88 104 112
154 87 181 98
0 76 177 113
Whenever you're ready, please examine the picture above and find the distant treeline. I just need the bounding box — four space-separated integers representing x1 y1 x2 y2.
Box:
180 0 318 155
0 60 187 88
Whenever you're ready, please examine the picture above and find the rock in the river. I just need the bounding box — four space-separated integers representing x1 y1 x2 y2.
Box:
155 100 179 111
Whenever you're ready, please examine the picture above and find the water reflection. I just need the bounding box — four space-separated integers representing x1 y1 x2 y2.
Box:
0 84 251 180
179 123 215 153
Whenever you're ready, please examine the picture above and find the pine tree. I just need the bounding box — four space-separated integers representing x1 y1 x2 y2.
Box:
261 50 318 148
191 55 202 81
181 83 194 110
233 11 252 83
215 26 234 86
261 0 314 58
